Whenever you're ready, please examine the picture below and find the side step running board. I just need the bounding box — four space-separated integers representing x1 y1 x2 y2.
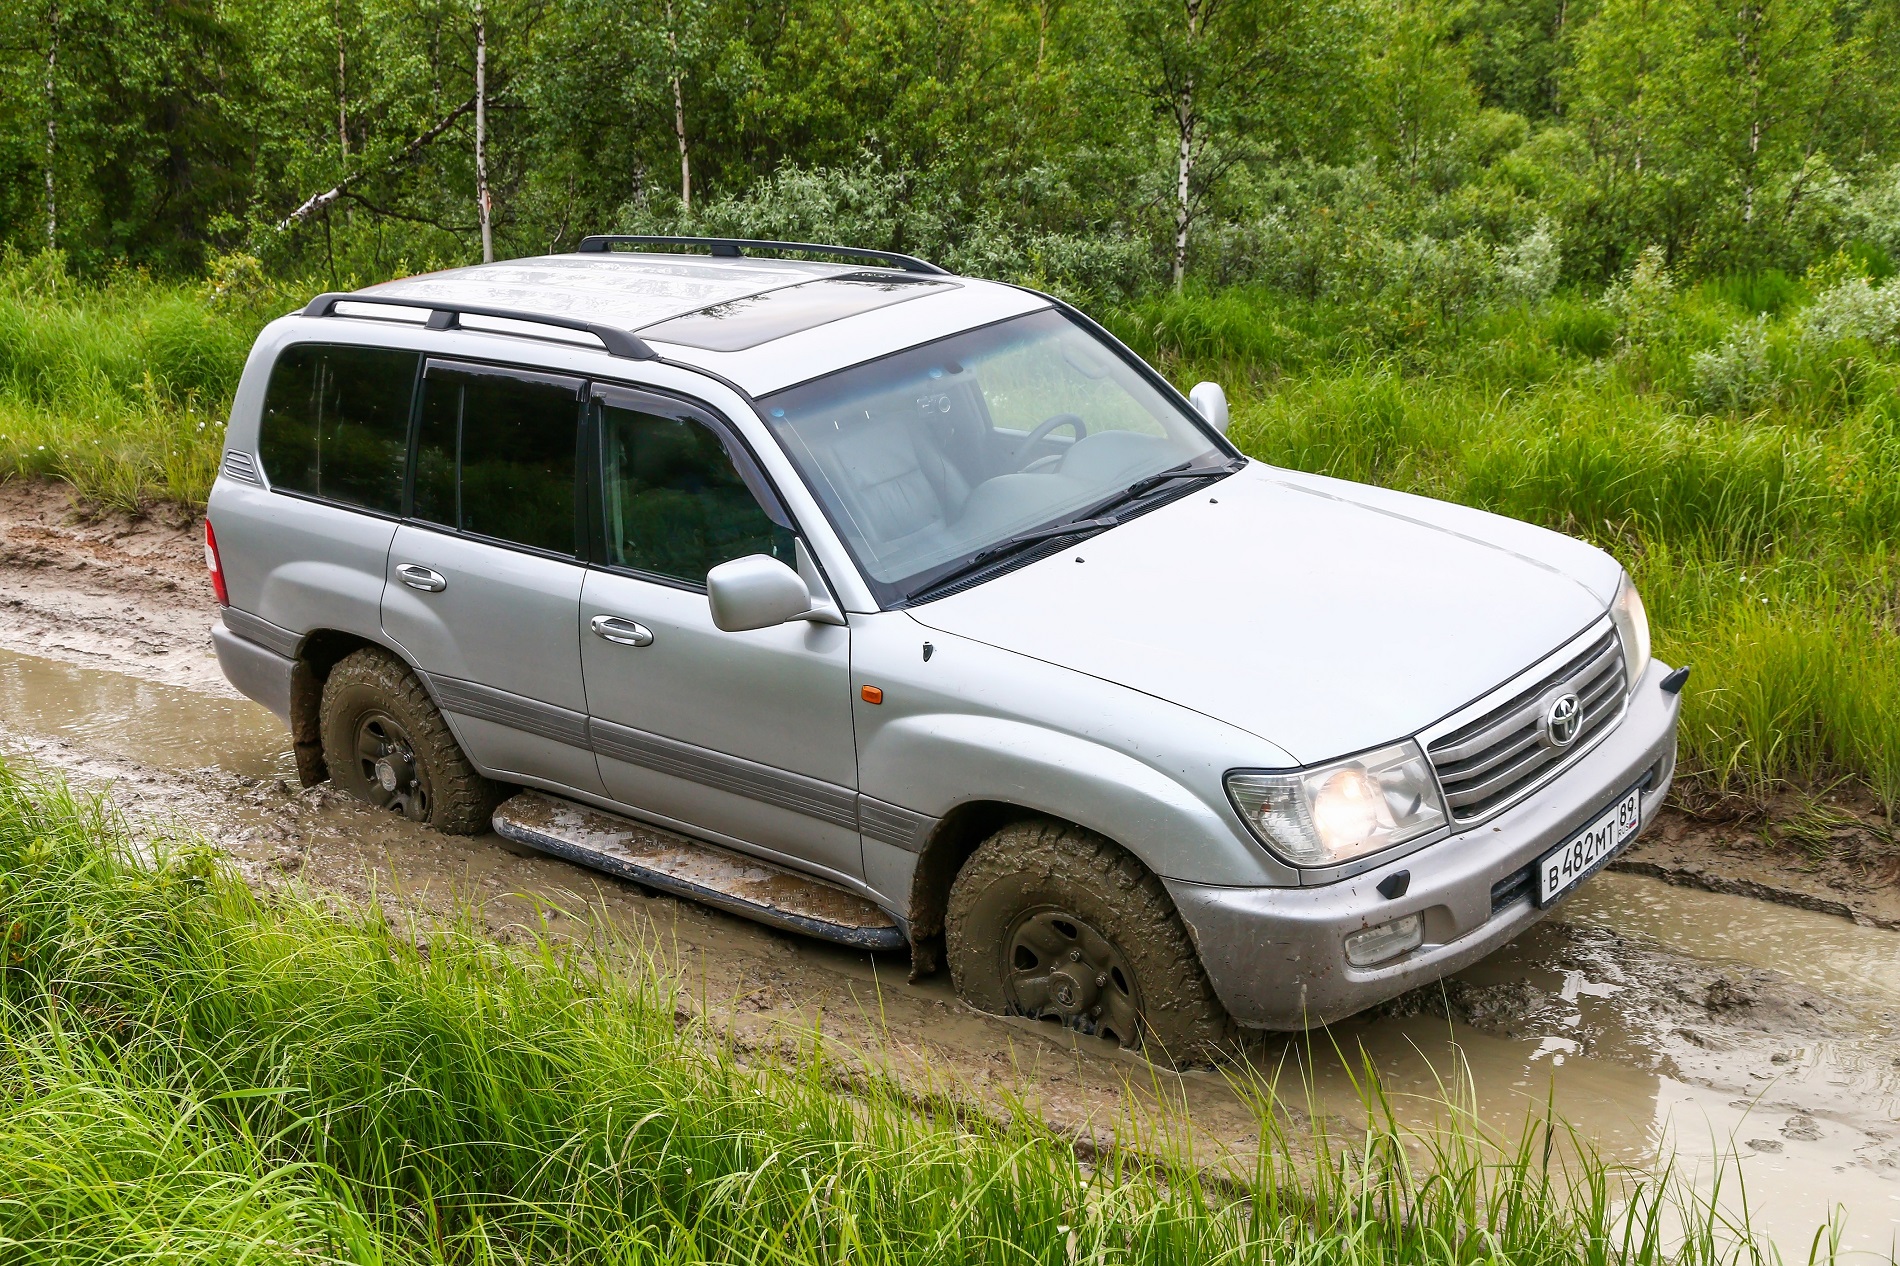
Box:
491 791 907 951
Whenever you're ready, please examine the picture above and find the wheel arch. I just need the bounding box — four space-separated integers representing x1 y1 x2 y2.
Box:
288 629 420 786
904 800 1190 978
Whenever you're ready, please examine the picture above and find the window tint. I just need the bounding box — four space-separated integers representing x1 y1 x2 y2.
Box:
600 403 792 584
414 367 580 555
258 345 416 513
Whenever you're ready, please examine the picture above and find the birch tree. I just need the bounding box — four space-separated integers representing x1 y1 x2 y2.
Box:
43 0 57 250
1115 0 1357 287
1569 0 1854 270
475 0 493 260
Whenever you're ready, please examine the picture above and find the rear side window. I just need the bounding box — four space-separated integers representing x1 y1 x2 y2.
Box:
414 364 581 556
258 345 417 513
599 402 793 585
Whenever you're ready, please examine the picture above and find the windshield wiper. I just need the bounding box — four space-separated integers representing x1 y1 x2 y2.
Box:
1079 460 1239 521
904 516 1119 604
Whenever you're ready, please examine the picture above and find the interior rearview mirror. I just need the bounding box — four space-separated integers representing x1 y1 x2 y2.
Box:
707 554 815 632
1189 381 1230 435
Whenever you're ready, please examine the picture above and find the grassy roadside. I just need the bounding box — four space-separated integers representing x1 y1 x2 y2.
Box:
0 252 280 510
0 764 1800 1264
1 250 1895 810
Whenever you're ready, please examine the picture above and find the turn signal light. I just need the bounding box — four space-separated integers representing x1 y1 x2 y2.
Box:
204 518 229 607
860 685 884 704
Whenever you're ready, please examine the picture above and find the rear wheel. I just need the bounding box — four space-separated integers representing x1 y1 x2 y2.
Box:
945 818 1233 1062
318 648 501 834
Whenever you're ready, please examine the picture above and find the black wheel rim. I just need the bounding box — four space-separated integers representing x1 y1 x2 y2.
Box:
352 710 429 822
1002 908 1142 1046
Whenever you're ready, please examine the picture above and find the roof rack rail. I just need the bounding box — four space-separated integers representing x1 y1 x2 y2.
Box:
575 234 951 276
300 292 658 360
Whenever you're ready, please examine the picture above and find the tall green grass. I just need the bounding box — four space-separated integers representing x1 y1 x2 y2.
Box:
0 251 278 509
0 765 1813 1265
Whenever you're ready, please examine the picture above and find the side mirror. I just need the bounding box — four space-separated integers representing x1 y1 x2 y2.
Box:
1189 381 1230 435
707 554 816 632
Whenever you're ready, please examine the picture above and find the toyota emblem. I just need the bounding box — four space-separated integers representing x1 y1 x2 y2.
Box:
1543 692 1583 748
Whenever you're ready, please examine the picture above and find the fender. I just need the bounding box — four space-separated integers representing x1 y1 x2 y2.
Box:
849 614 1300 892
867 711 1242 881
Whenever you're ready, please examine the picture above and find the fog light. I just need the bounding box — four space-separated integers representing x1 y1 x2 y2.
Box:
1344 914 1423 968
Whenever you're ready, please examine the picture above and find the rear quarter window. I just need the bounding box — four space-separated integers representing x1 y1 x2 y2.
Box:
258 344 418 514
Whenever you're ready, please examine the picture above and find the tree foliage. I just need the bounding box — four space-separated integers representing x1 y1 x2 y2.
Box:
6 0 1900 290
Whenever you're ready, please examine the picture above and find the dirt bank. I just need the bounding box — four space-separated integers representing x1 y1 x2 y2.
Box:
1620 792 1900 930
0 480 228 695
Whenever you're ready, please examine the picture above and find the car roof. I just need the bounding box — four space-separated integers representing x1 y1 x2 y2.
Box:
360 252 859 330
351 250 1049 395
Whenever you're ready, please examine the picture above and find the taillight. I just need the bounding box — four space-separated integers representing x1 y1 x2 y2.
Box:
204 518 229 607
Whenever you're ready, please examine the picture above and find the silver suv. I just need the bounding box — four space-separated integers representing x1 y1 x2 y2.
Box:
208 236 1683 1058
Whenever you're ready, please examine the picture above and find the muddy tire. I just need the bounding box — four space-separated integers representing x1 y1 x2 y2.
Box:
945 818 1234 1063
318 647 501 834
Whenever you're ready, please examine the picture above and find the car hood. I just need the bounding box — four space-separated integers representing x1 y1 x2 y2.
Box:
905 463 1621 765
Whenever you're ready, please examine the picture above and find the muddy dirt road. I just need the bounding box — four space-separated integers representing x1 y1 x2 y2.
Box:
2 481 1898 1255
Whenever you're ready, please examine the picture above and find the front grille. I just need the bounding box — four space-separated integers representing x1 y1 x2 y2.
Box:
1427 628 1626 825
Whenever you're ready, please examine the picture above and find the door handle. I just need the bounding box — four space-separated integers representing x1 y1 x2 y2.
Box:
591 614 654 647
396 564 447 593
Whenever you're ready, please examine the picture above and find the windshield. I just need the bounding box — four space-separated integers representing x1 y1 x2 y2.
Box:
758 308 1227 604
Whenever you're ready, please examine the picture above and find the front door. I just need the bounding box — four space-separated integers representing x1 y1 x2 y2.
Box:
380 359 604 796
578 385 862 884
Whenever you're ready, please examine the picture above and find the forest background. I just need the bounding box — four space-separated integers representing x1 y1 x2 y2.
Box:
13 0 1900 294
2 0 1900 811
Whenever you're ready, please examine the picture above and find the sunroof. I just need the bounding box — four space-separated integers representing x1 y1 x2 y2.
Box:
637 272 955 351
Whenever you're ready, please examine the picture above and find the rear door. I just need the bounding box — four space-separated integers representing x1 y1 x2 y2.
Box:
577 385 863 884
380 359 604 796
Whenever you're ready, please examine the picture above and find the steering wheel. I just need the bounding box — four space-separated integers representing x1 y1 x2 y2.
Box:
1019 413 1088 473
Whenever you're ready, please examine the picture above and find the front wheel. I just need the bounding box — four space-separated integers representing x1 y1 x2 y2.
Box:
945 819 1233 1062
318 647 501 834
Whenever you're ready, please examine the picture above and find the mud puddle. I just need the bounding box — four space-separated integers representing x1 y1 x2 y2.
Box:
1329 874 1900 1254
2 642 1898 1254
0 647 293 779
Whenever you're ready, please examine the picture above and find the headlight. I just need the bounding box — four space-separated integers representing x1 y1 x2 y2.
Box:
1226 740 1450 868
1610 572 1650 692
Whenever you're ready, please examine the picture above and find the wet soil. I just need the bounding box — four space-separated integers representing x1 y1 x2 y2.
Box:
1619 792 1900 931
3 479 1899 1252
0 481 225 694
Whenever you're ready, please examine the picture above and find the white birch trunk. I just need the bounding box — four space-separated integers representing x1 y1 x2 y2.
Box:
1172 76 1194 289
1170 0 1202 289
673 73 690 210
666 2 690 210
475 1 493 262
336 0 349 161
44 1 57 251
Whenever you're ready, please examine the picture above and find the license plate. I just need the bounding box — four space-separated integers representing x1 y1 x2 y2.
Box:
1535 786 1642 906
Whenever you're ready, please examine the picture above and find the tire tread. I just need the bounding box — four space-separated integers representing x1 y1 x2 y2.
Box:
945 818 1234 1062
319 648 501 835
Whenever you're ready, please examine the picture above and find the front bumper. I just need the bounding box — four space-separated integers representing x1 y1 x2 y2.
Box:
1166 661 1682 1030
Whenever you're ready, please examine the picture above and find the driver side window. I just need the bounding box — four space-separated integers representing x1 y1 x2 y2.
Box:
598 402 794 586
